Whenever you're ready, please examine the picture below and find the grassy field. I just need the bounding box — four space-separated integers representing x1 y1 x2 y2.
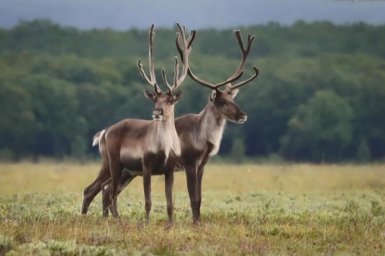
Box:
1 162 385 255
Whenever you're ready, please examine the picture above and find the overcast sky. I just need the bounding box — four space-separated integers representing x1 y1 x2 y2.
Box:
0 0 385 30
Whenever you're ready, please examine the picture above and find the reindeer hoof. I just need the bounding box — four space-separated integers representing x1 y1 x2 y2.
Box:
193 219 201 226
165 222 174 230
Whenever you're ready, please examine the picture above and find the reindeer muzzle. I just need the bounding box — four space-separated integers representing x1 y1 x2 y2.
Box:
152 108 163 121
236 113 247 124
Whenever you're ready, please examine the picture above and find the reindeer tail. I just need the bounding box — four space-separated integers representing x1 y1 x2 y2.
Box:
92 129 106 146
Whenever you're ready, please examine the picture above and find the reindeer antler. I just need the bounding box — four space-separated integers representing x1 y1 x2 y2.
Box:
163 23 196 94
186 29 258 91
137 24 162 94
231 66 260 90
138 24 196 94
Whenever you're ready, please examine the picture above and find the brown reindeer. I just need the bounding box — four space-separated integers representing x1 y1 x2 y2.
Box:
84 30 259 224
169 30 258 224
81 24 196 224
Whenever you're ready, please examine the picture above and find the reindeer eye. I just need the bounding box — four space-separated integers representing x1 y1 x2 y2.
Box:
217 98 227 106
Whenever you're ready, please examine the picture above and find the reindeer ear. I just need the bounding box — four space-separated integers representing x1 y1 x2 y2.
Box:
230 88 239 99
209 90 217 102
172 90 182 102
143 89 156 102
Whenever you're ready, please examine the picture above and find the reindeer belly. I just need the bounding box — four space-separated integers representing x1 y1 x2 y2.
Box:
180 147 203 166
121 150 169 176
120 146 143 170
121 157 142 173
144 151 168 174
124 169 166 176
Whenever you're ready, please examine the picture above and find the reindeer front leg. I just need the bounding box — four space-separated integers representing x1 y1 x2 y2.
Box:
165 168 174 226
185 163 199 224
196 144 214 222
196 164 206 222
142 161 152 224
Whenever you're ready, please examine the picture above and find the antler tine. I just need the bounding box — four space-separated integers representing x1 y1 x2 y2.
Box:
187 29 196 49
176 29 196 62
161 57 180 93
161 68 172 92
235 31 255 54
148 25 158 88
225 30 255 83
137 24 162 94
231 67 260 90
176 32 183 62
173 56 180 90
137 60 152 85
171 23 196 91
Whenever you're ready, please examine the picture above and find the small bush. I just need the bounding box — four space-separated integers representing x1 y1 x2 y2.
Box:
370 200 384 217
0 235 13 256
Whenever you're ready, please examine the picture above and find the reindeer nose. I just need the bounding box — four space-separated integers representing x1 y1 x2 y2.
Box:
152 108 163 121
238 113 247 123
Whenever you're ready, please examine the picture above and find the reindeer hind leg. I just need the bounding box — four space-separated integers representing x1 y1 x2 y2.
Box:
81 161 109 214
108 155 123 218
102 171 136 217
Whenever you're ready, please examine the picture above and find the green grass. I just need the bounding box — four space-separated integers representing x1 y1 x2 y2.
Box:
1 163 385 255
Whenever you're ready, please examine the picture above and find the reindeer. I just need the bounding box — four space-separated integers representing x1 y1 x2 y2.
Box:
174 31 259 224
81 24 196 225
84 30 259 224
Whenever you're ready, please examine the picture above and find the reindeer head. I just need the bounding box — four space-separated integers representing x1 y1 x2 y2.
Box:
143 90 182 121
208 84 245 123
185 30 259 124
138 24 196 121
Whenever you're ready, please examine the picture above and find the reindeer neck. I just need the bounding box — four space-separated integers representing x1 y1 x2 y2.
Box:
199 101 226 130
158 116 175 129
150 108 180 156
197 101 226 157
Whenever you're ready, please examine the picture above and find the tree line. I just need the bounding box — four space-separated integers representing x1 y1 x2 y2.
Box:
0 19 384 162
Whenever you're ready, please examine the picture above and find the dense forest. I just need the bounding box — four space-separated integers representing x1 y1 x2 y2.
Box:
0 19 384 162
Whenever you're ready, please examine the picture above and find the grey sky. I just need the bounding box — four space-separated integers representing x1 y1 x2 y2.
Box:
0 0 384 30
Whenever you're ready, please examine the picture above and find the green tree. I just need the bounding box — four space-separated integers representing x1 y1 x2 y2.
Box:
356 137 371 163
229 137 246 163
280 90 354 162
24 75 79 157
71 135 87 161
0 80 35 159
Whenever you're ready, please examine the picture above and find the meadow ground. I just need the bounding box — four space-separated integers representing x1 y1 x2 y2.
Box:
1 162 385 255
